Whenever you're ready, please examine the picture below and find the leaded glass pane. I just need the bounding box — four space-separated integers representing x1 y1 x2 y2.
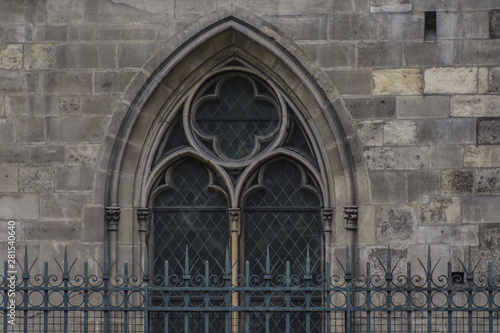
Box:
151 159 229 279
192 74 280 160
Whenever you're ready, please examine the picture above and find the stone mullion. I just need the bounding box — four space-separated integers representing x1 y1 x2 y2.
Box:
137 208 149 273
105 206 120 277
228 208 241 332
322 208 334 270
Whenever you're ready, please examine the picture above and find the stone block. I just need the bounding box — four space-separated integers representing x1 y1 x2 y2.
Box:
6 94 58 117
67 25 95 41
478 68 489 94
24 44 54 70
0 194 39 219
276 0 335 14
463 12 490 39
0 0 26 24
329 15 375 40
373 69 422 95
368 171 407 203
0 145 30 164
356 121 384 146
451 96 500 117
428 146 463 169
370 3 412 13
23 221 81 241
403 41 454 67
58 95 81 115
412 0 458 11
326 70 372 95
94 70 138 94
0 119 14 142
488 67 500 93
376 205 416 245
357 42 403 67
47 0 84 24
81 94 120 115
462 197 500 223
15 118 45 142
47 117 108 143
55 166 94 191
0 72 37 94
436 12 461 39
0 44 23 69
3 25 34 43
417 225 479 246
41 193 91 219
0 95 4 117
407 170 440 203
397 96 449 119
96 26 156 40
424 67 478 94
395 147 428 170
441 170 473 196
420 197 461 224
480 224 500 249
0 165 18 192
416 119 476 145
464 146 500 168
42 71 92 94
19 166 54 193
65 145 100 165
31 145 65 165
375 14 424 40
56 44 116 69
344 97 395 119
491 10 500 38
83 206 105 242
458 40 500 66
478 118 500 145
363 147 394 170
383 120 417 145
298 42 355 68
118 42 162 68
476 169 500 195
462 0 500 10
34 25 67 42
261 15 327 40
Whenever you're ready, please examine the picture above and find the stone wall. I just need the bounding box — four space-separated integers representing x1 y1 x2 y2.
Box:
0 0 499 272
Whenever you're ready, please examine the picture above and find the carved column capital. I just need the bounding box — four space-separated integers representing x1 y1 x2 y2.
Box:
228 208 241 235
322 208 334 232
105 207 121 231
343 206 358 230
137 208 149 233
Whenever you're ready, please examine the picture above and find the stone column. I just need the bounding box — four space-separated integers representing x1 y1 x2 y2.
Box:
105 206 120 277
137 208 149 272
343 206 358 277
228 208 240 331
322 208 334 271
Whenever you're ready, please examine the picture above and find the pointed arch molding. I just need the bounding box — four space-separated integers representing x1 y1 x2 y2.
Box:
103 13 358 216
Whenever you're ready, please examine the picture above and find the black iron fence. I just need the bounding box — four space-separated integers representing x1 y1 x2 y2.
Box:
1 246 500 332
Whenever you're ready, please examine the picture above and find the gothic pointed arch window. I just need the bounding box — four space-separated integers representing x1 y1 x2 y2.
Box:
148 63 325 332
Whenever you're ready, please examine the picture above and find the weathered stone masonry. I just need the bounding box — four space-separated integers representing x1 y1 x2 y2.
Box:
0 0 499 274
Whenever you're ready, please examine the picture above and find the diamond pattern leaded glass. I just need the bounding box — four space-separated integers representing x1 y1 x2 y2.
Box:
242 160 322 278
151 159 229 278
192 73 280 161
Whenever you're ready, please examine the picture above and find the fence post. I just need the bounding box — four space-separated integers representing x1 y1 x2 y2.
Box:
143 245 149 333
345 246 352 333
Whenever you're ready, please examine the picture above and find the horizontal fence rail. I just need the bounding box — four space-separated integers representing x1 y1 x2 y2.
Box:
1 246 500 332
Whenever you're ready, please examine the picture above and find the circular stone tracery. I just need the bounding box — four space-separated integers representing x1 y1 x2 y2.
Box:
188 72 283 164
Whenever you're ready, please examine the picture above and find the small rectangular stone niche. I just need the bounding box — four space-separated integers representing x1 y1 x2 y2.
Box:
425 11 437 41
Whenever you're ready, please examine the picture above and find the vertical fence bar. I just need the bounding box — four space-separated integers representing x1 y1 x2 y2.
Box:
407 262 411 333
103 246 110 333
143 246 149 333
124 261 129 333
447 262 452 333
44 261 49 333
305 248 311 333
345 246 352 333
84 261 88 333
366 262 371 333
467 248 473 333
63 247 69 333
265 246 271 333
23 246 29 333
184 246 190 333
426 246 432 333
386 247 392 333
245 261 250 333
204 261 209 333
488 260 493 333
325 261 331 333
164 260 169 333
224 248 230 333
285 261 291 333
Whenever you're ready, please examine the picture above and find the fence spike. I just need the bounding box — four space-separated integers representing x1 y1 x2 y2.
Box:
225 246 229 275
386 246 391 274
24 244 29 273
468 245 472 273
346 245 351 276
104 244 109 276
427 245 432 273
124 261 128 286
144 244 149 277
64 245 68 275
306 246 311 275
